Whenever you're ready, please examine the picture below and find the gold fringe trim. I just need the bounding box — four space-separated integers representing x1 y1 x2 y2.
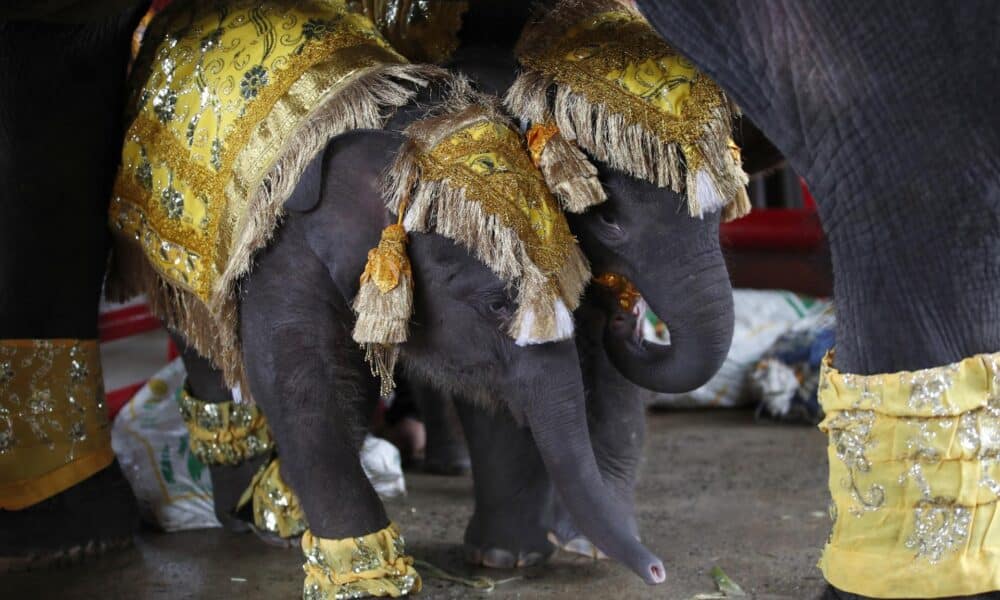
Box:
506 0 749 221
526 121 606 213
107 63 446 398
380 79 591 344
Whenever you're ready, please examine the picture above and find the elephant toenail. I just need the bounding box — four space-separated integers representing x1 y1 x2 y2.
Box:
563 536 607 560
516 552 546 567
482 548 516 568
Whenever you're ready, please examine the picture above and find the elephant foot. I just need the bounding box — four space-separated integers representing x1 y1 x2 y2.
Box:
824 585 1000 600
422 439 471 476
0 460 138 573
463 510 554 569
209 453 270 534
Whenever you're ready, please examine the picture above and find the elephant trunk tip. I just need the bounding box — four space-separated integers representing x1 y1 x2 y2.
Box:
643 557 667 585
625 546 667 585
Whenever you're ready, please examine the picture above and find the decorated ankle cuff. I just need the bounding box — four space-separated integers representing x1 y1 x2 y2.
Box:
818 350 1000 598
237 457 307 539
177 386 273 466
0 339 114 509
302 523 421 599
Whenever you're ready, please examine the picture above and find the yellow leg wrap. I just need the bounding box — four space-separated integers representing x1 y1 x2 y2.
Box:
818 351 1000 598
237 457 307 539
176 385 273 466
0 339 114 509
302 523 421 599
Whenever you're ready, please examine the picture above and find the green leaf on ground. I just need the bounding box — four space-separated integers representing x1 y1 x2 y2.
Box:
711 565 746 597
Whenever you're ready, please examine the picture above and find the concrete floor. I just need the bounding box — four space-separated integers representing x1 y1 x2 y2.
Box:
4 409 831 599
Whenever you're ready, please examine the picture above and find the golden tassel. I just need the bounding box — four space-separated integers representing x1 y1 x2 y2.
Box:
352 205 414 396
527 122 606 213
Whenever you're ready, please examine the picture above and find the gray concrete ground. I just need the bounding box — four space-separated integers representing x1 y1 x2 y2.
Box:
3 409 831 599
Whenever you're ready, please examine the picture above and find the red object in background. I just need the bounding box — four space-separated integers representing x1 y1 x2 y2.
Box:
720 179 824 251
720 208 823 251
800 177 816 209
99 303 170 419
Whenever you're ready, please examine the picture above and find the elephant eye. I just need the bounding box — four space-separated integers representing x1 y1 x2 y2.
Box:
484 295 512 319
489 299 509 314
594 208 626 242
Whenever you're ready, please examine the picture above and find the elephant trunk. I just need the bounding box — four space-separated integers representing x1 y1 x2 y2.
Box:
604 246 734 394
520 343 665 585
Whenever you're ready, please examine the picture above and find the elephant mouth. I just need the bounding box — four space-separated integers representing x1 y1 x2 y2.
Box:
593 273 670 347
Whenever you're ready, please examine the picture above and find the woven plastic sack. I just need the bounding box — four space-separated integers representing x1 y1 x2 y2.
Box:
647 289 832 408
112 358 407 531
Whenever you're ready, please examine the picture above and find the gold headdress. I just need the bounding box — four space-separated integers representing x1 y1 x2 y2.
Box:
106 0 446 395
505 0 750 220
353 79 591 393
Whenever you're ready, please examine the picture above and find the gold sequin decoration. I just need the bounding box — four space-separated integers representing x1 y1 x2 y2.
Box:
0 340 114 509
177 386 273 466
818 350 1000 598
302 523 421 599
419 120 576 278
110 0 407 303
237 457 307 539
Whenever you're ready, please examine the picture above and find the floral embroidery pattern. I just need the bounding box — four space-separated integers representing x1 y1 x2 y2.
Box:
240 65 270 100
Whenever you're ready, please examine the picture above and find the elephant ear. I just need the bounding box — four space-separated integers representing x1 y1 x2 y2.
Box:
283 153 325 213
505 0 750 221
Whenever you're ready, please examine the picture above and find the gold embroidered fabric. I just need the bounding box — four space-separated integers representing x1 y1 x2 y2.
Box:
0 340 114 509
112 0 405 303
347 0 468 63
818 351 1000 598
237 457 307 539
177 386 273 466
419 120 577 282
387 100 591 346
302 523 421 599
107 0 436 394
507 0 749 220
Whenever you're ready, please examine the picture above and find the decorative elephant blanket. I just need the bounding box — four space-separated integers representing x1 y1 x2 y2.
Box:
107 0 438 389
108 0 589 395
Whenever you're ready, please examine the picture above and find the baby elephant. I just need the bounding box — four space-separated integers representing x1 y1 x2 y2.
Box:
106 1 663 596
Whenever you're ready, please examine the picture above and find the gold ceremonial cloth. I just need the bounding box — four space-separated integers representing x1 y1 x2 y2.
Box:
0 340 113 509
110 0 404 304
819 351 1000 597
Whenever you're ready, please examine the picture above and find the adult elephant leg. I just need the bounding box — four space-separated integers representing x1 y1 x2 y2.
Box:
548 299 645 557
0 3 147 571
637 2 1000 598
410 383 470 476
454 398 554 568
167 331 270 535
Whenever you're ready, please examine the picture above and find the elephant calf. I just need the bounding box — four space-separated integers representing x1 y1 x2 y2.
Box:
101 1 664 595
409 0 750 567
